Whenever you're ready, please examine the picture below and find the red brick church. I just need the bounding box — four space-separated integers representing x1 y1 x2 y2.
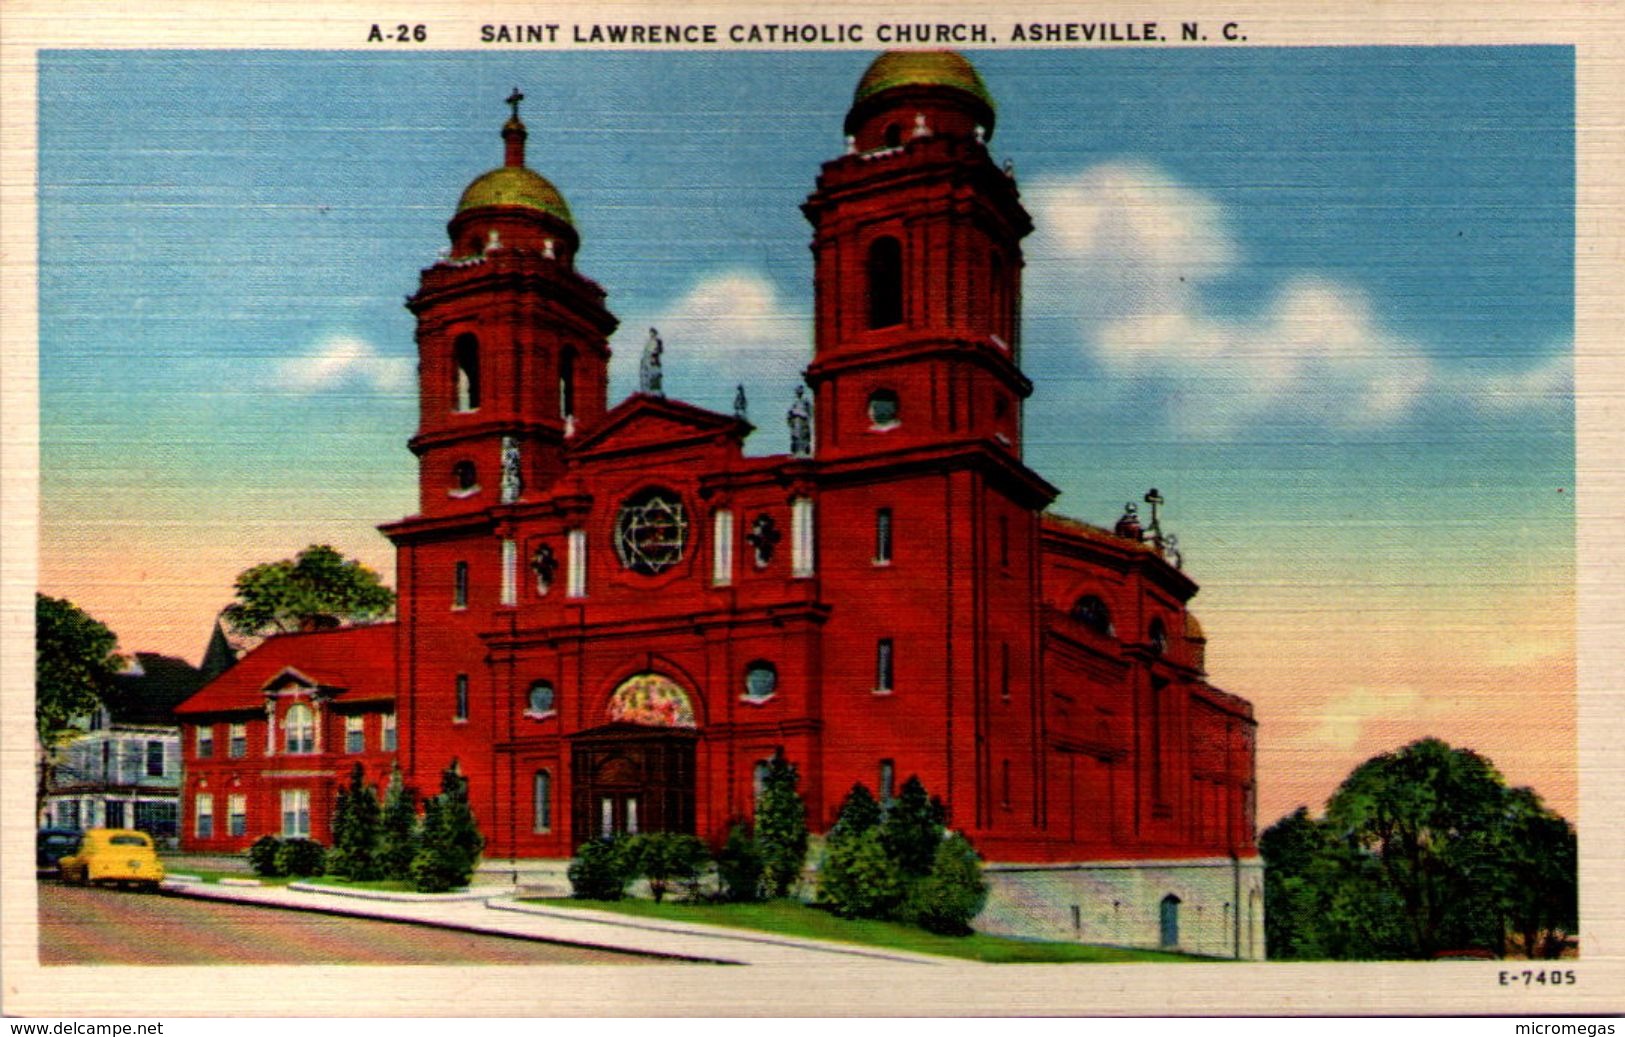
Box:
177 51 1264 957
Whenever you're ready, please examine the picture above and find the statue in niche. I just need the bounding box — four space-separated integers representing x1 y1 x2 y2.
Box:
639 327 665 397
787 385 812 457
500 435 523 504
747 513 782 568
530 543 558 595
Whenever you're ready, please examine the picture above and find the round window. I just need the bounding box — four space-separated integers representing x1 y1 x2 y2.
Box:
744 663 778 701
613 488 689 574
527 681 555 714
868 389 900 427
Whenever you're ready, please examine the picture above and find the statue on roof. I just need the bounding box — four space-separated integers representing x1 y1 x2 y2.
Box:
733 384 748 421
639 328 665 397
1113 501 1142 541
787 385 812 457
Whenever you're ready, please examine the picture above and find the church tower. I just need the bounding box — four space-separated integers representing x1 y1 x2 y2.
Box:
802 51 1032 462
406 91 617 517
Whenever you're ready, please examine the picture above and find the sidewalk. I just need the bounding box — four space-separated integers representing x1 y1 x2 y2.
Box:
162 879 953 966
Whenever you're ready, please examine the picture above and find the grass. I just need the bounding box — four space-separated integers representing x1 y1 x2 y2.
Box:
530 897 1202 963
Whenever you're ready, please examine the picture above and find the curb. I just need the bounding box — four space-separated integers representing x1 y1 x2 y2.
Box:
488 898 949 965
286 881 512 902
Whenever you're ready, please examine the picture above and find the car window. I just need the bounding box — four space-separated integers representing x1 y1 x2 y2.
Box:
108 835 148 847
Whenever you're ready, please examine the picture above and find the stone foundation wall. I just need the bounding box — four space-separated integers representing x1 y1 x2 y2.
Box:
979 856 1266 959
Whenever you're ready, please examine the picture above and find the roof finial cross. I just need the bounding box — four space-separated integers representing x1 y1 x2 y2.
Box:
505 87 525 120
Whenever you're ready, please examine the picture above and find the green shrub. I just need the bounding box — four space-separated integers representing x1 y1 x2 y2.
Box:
568 836 636 900
627 832 710 904
818 826 905 920
274 837 327 877
902 832 987 935
409 763 485 893
716 822 765 903
881 775 946 878
756 751 809 897
247 835 284 877
329 763 384 881
378 761 418 881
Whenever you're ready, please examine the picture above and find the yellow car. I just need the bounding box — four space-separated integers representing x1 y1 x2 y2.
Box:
57 828 165 892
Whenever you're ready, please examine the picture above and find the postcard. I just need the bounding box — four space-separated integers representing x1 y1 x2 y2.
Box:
3 0 1621 1018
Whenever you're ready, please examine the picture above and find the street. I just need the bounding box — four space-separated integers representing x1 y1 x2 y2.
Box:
37 882 656 965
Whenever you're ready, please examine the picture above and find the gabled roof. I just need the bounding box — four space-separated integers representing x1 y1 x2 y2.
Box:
174 623 397 716
570 393 749 459
105 653 207 726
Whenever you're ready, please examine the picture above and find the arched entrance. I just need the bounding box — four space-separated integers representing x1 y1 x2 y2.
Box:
568 674 698 847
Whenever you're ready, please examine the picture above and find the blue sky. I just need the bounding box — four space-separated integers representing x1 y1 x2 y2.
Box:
37 47 1575 821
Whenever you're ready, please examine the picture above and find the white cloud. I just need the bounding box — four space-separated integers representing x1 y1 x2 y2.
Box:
1026 163 1567 433
1311 685 1444 752
614 270 809 417
277 334 411 395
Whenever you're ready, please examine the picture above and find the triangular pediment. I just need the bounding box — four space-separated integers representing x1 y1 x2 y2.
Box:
571 393 749 458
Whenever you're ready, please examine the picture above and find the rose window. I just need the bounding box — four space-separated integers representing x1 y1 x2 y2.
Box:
613 489 689 574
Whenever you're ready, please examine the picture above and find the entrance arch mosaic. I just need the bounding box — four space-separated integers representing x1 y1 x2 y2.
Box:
607 673 696 728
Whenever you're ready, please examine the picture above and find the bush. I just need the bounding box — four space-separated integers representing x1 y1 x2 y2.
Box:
248 835 284 877
716 822 765 903
274 837 327 877
902 832 987 935
881 775 946 878
409 763 485 893
329 763 383 881
818 826 905 920
568 836 636 900
627 832 710 904
756 751 809 897
378 761 418 881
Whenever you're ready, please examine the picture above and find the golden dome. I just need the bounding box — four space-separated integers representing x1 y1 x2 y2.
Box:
1185 613 1206 641
456 166 573 224
854 50 994 110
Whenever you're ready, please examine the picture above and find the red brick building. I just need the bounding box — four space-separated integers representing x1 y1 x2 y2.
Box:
177 51 1263 956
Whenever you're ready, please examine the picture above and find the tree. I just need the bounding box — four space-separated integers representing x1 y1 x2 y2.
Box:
222 544 395 638
377 761 419 881
35 594 122 818
1263 738 1578 960
829 782 883 840
755 750 809 897
880 775 946 877
328 763 383 881
410 762 485 892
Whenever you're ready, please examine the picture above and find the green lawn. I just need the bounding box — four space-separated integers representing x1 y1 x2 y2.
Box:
532 897 1201 963
299 876 422 893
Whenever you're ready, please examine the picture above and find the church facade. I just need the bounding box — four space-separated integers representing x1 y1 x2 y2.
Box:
176 51 1263 958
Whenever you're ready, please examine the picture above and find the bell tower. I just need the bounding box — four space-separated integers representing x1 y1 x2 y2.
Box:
406 90 617 517
802 51 1032 462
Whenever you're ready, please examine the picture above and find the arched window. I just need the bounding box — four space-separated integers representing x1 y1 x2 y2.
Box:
283 704 314 755
867 389 900 428
558 347 576 419
883 123 903 148
744 661 778 702
1160 894 1182 949
1149 618 1168 656
453 334 481 412
867 237 903 329
1071 595 1113 636
533 770 552 833
527 681 556 716
451 461 478 494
